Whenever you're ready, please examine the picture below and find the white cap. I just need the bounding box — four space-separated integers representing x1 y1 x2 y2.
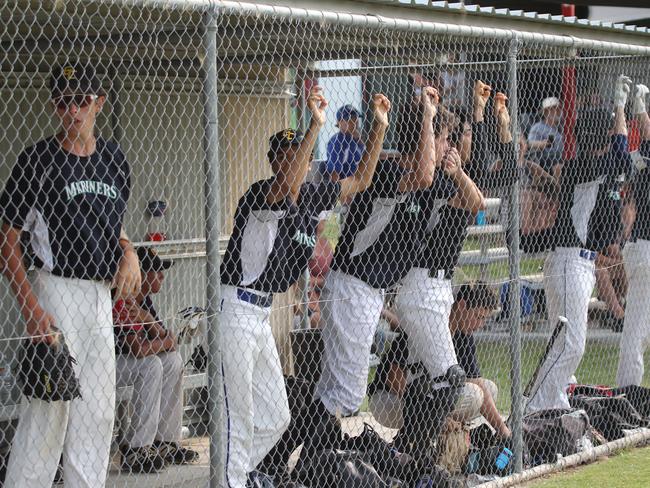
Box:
541 97 560 110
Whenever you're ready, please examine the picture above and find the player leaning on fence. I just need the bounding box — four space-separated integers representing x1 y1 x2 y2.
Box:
218 87 391 488
0 62 139 488
392 81 516 457
526 75 634 413
295 85 453 463
617 83 650 388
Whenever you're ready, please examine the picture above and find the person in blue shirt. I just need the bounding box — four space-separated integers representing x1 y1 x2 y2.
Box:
528 97 564 174
325 104 366 181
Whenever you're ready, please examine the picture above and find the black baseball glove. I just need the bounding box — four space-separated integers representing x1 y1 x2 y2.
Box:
15 333 82 402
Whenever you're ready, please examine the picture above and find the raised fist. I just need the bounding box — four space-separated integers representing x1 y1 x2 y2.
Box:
614 74 633 108
474 80 492 113
633 84 649 115
421 86 439 119
307 86 328 127
494 92 510 128
371 93 392 128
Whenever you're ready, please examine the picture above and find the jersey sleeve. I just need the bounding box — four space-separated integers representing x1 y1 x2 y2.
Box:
0 148 38 230
603 134 632 177
243 180 291 222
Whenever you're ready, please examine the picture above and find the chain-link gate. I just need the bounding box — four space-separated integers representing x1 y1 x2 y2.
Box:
1 1 650 487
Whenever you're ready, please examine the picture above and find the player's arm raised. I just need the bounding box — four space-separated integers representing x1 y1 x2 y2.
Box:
398 87 438 192
633 84 650 142
339 94 391 200
267 87 327 204
446 148 486 215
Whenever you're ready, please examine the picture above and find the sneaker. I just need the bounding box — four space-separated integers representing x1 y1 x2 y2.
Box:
121 445 167 474
154 440 200 465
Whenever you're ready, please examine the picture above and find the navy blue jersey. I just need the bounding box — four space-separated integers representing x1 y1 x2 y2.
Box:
221 178 341 294
452 331 481 379
552 134 632 250
417 205 472 274
332 161 456 289
0 137 130 280
632 141 650 242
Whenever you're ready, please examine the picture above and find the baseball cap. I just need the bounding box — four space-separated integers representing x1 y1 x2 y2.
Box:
336 105 362 122
50 62 105 98
268 129 303 157
137 247 174 273
541 97 560 110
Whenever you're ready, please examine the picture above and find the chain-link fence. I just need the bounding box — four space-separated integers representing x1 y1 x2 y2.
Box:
1 1 650 487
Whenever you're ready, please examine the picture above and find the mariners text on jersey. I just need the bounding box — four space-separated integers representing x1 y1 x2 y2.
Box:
221 178 341 294
0 136 131 281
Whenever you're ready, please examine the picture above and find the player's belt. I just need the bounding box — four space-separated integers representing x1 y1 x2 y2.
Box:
578 249 597 261
236 288 273 308
428 268 453 280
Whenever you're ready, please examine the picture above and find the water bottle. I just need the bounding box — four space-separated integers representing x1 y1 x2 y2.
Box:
495 447 513 471
476 209 486 226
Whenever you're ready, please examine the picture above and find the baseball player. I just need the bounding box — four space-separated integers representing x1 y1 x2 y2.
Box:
113 247 199 473
392 84 515 456
617 84 650 387
526 75 634 413
0 62 139 487
219 88 391 488
295 87 454 463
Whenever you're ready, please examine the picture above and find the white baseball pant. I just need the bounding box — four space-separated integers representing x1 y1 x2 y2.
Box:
617 239 650 387
526 248 596 412
5 270 115 488
395 268 458 381
315 269 384 416
115 351 184 447
219 285 290 488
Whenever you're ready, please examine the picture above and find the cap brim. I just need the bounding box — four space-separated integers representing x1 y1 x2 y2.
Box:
160 259 174 270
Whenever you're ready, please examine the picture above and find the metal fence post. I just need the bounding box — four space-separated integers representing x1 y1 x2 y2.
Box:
201 7 223 487
506 34 524 474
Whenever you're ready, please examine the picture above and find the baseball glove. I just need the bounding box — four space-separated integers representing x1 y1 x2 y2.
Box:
15 333 82 402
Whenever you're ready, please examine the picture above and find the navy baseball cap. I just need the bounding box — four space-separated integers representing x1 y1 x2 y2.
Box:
268 129 303 158
137 247 174 272
50 62 105 98
336 105 362 121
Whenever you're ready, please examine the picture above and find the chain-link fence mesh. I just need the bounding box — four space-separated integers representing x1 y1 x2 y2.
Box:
1 1 650 487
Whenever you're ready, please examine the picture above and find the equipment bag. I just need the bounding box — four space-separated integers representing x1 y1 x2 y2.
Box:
523 408 589 465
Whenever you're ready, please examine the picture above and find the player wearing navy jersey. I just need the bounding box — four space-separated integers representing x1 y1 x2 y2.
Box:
219 88 391 488
0 63 139 488
393 85 515 457
527 75 634 413
286 87 448 464
617 84 650 387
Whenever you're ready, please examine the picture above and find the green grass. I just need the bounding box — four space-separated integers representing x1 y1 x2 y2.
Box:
528 447 650 487
476 340 650 413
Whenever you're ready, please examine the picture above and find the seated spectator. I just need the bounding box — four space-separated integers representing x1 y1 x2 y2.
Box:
113 247 199 473
325 104 365 181
368 282 510 439
527 97 564 174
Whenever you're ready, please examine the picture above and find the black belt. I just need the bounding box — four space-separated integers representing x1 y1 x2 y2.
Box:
428 268 453 280
236 288 273 308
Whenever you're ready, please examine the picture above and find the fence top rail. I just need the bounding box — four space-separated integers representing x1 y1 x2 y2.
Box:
212 1 650 55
